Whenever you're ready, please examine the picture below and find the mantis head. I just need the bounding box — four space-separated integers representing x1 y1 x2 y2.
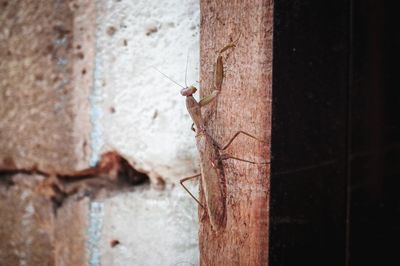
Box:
180 86 197 96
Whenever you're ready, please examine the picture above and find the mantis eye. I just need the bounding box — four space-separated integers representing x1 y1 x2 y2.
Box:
180 86 197 96
191 123 196 132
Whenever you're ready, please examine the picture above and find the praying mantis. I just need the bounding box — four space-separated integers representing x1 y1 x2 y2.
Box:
158 36 269 230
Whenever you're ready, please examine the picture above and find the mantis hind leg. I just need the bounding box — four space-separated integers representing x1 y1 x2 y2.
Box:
216 130 270 164
219 154 270 165
180 174 204 208
218 130 266 150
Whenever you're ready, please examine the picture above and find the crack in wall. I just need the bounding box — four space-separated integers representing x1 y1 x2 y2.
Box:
0 151 150 209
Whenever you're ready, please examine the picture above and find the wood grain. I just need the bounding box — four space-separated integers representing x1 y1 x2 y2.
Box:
199 0 273 265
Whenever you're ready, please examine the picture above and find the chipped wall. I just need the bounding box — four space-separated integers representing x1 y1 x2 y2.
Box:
94 0 200 183
1 0 200 265
92 1 200 264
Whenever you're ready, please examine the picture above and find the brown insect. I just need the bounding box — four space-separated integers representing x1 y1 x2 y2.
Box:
159 36 269 230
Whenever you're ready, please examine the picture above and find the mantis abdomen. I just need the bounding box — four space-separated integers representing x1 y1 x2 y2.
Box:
196 132 226 230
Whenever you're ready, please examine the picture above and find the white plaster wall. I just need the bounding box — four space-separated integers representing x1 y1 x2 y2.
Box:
93 0 200 181
99 186 199 266
92 0 200 265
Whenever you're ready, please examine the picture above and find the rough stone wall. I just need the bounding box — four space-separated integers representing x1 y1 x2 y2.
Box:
0 174 55 266
0 0 95 174
0 0 200 265
0 174 94 266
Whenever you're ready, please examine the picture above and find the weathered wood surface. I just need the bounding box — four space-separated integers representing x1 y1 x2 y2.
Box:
199 0 273 265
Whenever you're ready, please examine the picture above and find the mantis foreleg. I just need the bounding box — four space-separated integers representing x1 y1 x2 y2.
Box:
198 37 241 108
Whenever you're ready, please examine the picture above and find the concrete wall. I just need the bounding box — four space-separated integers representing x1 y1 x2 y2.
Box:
94 0 200 184
93 0 200 264
0 0 95 173
0 0 200 265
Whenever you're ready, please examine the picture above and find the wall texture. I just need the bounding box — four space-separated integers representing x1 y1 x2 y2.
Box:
94 0 200 182
0 0 200 265
0 0 95 174
93 0 200 264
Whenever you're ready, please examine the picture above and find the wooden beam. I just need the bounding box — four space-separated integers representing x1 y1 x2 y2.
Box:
199 0 273 264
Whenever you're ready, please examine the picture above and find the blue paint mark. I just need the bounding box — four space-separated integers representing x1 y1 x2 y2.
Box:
89 92 103 166
87 201 104 266
89 2 103 167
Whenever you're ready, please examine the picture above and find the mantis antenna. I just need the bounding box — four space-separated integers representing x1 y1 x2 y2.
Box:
153 67 185 89
184 51 190 88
